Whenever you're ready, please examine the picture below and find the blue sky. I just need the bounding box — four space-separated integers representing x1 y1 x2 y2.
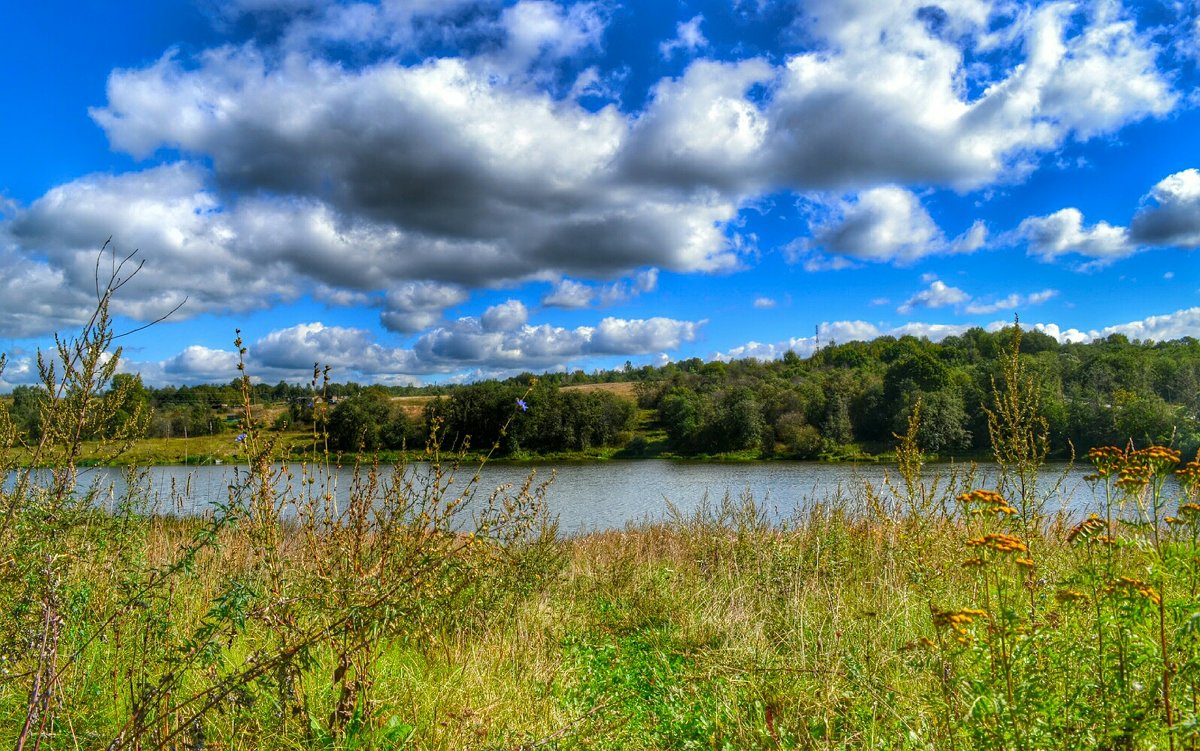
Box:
1 0 1199 388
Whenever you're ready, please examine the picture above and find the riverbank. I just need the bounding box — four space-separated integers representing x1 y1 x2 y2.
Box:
16 428 1014 469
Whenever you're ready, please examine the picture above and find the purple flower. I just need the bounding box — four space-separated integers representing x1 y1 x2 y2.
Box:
516 398 528 412
235 432 247 443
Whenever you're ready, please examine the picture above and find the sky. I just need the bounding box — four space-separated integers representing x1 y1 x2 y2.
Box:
1 0 1199 389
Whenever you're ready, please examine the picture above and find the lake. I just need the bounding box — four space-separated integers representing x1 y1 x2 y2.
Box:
46 459 1130 533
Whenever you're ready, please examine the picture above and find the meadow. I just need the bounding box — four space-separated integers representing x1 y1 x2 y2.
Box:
4 287 1200 750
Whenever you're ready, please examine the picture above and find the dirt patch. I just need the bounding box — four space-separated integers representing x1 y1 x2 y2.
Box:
390 395 435 419
560 382 638 401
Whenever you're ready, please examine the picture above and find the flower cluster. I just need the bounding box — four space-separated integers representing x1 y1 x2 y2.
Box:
956 489 1018 516
932 607 989 643
1085 446 1126 480
965 533 1028 555
1178 461 1200 496
1066 514 1108 545
1105 576 1162 606
1086 445 1181 492
1055 588 1088 604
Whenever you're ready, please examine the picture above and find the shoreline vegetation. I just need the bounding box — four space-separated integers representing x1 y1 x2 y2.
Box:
5 262 1200 749
5 305 1199 470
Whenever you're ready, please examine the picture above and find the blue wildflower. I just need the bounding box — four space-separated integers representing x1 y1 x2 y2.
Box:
235 432 247 443
516 398 528 412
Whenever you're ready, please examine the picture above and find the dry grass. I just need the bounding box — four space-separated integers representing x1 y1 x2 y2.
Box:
560 382 638 401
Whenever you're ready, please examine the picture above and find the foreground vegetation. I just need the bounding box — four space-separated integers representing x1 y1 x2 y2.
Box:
5 266 1200 749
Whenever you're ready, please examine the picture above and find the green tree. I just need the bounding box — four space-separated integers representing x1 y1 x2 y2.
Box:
327 389 409 452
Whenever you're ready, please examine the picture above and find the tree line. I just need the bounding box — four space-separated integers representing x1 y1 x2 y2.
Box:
3 325 1198 459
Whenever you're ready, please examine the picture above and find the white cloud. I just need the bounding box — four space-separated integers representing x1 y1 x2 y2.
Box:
964 289 1057 315
897 278 969 314
598 268 659 305
797 187 984 267
1130 168 1200 248
764 1 1175 191
1024 322 1091 344
714 320 885 361
494 1 607 76
707 303 1200 366
1017 207 1134 261
1036 4 1176 138
542 279 593 308
481 299 529 332
0 0 1187 341
129 310 706 385
659 15 708 59
752 296 776 309
162 345 242 379
541 269 659 309
1097 307 1200 342
0 354 37 390
380 282 469 333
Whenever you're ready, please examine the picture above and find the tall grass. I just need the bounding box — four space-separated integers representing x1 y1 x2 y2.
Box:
3 262 1200 749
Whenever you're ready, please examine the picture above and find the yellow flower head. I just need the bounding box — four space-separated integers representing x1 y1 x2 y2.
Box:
1066 514 1107 545
966 533 1028 554
956 489 1017 515
1105 576 1161 605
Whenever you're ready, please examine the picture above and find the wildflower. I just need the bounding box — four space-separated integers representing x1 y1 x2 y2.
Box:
965 533 1028 554
932 607 989 643
1086 446 1126 480
235 433 247 443
1066 514 1107 545
1105 576 1161 605
1015 557 1035 568
516 398 528 412
1055 588 1088 604
1116 463 1153 492
1177 462 1200 494
956 489 1018 515
1179 502 1200 517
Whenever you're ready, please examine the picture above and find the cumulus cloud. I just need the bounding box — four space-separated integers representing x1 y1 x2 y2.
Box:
752 296 776 309
711 303 1200 365
123 310 706 385
597 268 659 305
1012 167 1200 266
0 354 37 391
897 279 969 314
380 281 469 333
659 15 707 59
494 1 607 76
541 269 659 309
542 279 594 308
1017 207 1133 261
1096 307 1200 342
481 299 529 332
794 187 986 267
1130 168 1200 248
964 289 1057 315
763 1 1174 191
714 319 886 361
0 0 1187 341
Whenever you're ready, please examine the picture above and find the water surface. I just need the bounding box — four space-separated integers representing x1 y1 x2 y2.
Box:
42 460 1122 533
